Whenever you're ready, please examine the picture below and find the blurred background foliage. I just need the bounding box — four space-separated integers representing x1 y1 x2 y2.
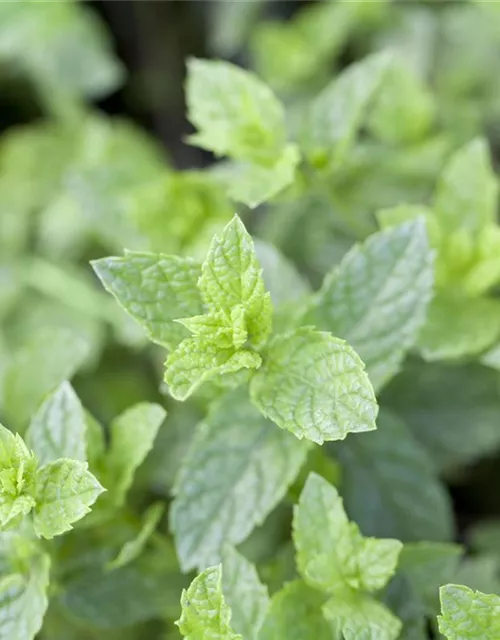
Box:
4 1 500 638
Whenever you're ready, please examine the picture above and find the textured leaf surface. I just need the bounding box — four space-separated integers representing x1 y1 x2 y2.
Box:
92 253 203 350
0 552 50 640
310 219 433 391
34 459 104 538
438 584 500 639
106 403 166 506
336 409 453 542
323 592 402 640
382 360 500 470
186 58 286 165
108 502 165 571
221 546 270 640
258 581 331 640
303 51 392 167
250 328 377 444
171 389 308 571
293 473 402 594
176 565 242 639
2 327 90 429
26 382 86 466
434 138 498 234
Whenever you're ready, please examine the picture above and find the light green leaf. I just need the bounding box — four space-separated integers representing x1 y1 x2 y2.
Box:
165 339 261 401
250 328 377 444
382 360 500 470
186 58 287 165
336 409 454 542
323 591 402 640
107 502 165 571
199 215 273 348
171 388 308 572
293 473 402 595
34 460 104 538
106 403 166 506
2 327 90 430
438 584 500 639
221 546 270 639
433 138 498 234
302 51 392 168
258 580 331 640
309 219 433 391
418 294 500 361
368 60 435 145
0 425 37 529
26 382 86 466
0 552 50 640
92 253 203 350
176 565 242 639
212 144 299 208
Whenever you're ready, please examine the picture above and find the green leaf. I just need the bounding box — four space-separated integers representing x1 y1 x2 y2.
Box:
199 215 273 348
171 388 308 572
250 328 377 444
309 219 433 391
186 58 287 165
323 591 402 640
33 459 104 538
105 403 166 506
212 145 299 208
336 409 454 542
433 138 498 234
176 565 242 639
381 360 500 470
2 327 90 430
438 584 500 639
453 555 500 595
293 473 402 595
258 580 331 640
221 546 270 639
107 502 165 571
368 60 435 145
165 339 261 401
92 253 203 350
0 552 50 640
418 294 500 361
26 382 86 466
0 425 37 529
302 51 392 168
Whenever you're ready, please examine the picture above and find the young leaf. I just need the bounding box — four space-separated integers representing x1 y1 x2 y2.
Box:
433 138 498 234
0 552 50 640
185 58 287 165
2 326 90 430
92 253 203 350
302 51 392 168
165 338 261 401
33 459 104 538
221 546 270 640
308 219 433 391
176 565 242 639
250 328 377 444
171 389 308 571
105 403 166 506
259 580 331 640
418 294 500 361
26 382 86 466
107 502 165 571
198 215 272 348
323 591 402 640
0 425 37 529
438 584 500 639
293 473 402 595
336 409 454 542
